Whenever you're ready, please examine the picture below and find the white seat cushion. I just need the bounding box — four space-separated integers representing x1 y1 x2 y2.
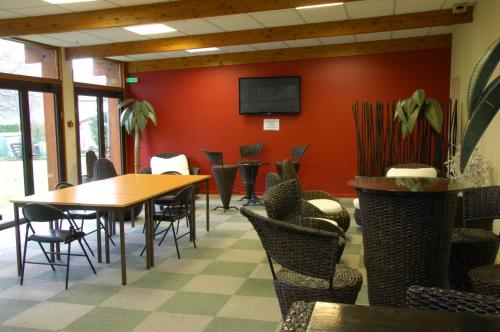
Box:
308 199 342 214
314 217 339 228
353 198 360 209
386 167 437 178
151 155 190 175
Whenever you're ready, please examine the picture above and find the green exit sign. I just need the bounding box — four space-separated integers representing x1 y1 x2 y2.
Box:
126 77 139 83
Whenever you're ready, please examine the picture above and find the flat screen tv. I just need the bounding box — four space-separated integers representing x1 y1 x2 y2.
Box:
239 76 300 115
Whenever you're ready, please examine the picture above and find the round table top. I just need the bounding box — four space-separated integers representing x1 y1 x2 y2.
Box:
349 176 473 193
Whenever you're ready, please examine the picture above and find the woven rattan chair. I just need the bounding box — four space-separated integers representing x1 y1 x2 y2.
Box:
449 185 500 291
282 160 351 232
239 142 264 159
240 206 362 318
406 285 500 315
199 147 224 166
469 265 500 298
280 301 315 332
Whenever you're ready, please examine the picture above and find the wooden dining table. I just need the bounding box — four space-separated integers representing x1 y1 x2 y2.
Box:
11 174 210 285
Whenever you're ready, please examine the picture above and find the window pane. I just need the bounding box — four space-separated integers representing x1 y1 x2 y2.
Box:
104 97 122 175
72 58 122 87
0 39 58 79
78 95 99 181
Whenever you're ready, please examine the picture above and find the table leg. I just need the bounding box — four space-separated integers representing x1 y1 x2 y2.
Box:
14 204 22 276
148 201 155 267
96 211 102 263
206 179 210 232
145 200 151 269
118 209 127 285
191 188 196 241
105 212 110 264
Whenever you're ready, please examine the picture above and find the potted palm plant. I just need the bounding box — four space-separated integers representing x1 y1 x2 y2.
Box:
118 99 157 173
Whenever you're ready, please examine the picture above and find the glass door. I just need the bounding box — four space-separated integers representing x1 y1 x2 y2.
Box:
0 86 62 219
76 90 123 183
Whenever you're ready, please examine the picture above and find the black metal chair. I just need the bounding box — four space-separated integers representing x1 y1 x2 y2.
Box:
240 206 362 318
406 285 500 315
282 160 351 232
276 144 309 177
21 203 96 289
141 185 196 259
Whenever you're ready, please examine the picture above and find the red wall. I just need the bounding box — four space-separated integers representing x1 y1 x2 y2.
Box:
126 48 451 197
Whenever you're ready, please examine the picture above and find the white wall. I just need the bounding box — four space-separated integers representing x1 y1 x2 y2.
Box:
450 0 500 184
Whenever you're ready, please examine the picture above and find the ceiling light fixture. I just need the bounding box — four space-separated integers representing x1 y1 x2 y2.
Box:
124 24 177 35
43 0 98 4
296 2 344 10
186 47 220 53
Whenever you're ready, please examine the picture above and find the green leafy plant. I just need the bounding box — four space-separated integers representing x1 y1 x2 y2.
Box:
118 99 157 173
460 37 500 172
394 89 443 138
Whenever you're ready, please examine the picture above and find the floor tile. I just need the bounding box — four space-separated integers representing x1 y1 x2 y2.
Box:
3 302 93 331
235 278 276 297
100 287 174 311
0 299 39 324
0 279 67 302
229 239 263 250
215 222 252 231
343 243 362 255
80 267 147 286
132 271 193 291
240 231 259 240
201 261 257 278
216 249 265 263
47 283 120 305
65 307 150 332
248 263 273 280
176 248 225 260
181 275 245 295
204 230 247 239
34 265 97 283
157 291 230 316
217 295 282 322
0 278 20 292
132 312 211 332
204 317 279 332
154 258 211 274
195 237 238 249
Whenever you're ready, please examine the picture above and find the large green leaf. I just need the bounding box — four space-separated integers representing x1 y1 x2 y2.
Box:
412 89 425 107
424 99 443 133
406 107 420 134
118 98 134 110
467 37 500 116
460 76 500 171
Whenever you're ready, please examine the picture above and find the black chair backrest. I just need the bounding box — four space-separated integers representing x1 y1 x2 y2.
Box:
85 150 97 178
55 182 73 190
240 143 264 158
291 144 309 160
240 207 341 280
22 203 68 223
173 185 194 205
162 171 182 175
93 158 117 180
264 179 302 221
463 185 500 221
282 159 304 193
200 147 224 166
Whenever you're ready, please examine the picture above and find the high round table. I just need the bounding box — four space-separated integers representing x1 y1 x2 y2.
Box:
349 176 472 307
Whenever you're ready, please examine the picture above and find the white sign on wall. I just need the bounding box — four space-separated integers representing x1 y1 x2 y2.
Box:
263 119 280 131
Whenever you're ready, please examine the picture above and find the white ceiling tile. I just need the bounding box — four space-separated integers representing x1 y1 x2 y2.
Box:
284 38 321 48
44 31 111 45
85 27 150 42
219 45 256 53
441 0 474 9
295 5 348 23
22 34 77 47
57 1 118 12
206 14 263 31
107 0 170 6
395 0 443 14
147 50 194 58
11 6 71 16
126 53 168 60
345 0 394 19
166 19 223 35
142 30 186 39
249 9 305 28
392 27 430 39
251 41 288 50
428 25 455 35
0 0 46 10
355 31 391 42
0 9 26 18
319 35 356 45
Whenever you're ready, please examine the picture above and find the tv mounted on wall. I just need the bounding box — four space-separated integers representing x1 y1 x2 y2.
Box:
239 76 301 115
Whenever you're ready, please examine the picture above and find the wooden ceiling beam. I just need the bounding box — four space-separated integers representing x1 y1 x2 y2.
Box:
66 8 472 60
126 34 452 73
0 0 354 37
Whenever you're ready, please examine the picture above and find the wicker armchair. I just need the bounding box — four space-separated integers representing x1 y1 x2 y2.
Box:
280 301 315 332
275 144 309 177
239 142 264 159
240 207 362 318
406 286 500 315
282 160 351 232
462 185 500 230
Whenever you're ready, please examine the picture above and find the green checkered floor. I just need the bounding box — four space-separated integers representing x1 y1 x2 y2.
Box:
0 196 366 331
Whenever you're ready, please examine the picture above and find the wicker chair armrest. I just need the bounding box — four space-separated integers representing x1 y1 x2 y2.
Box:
301 217 346 240
303 190 338 201
190 166 200 175
406 286 500 315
